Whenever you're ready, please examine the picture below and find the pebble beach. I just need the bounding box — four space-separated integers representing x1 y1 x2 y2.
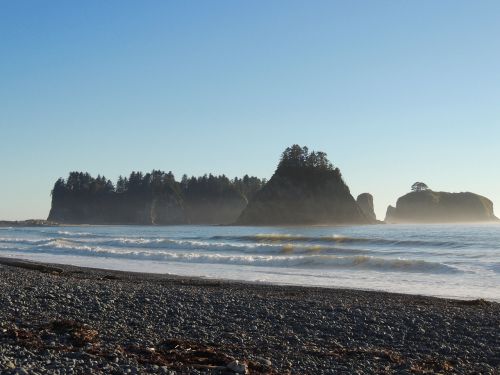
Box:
0 257 499 374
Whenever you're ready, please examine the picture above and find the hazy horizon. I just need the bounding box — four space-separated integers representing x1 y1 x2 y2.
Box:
12 159 500 223
1 1 499 221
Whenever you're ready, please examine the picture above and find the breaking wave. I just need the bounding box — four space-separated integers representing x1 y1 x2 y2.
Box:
55 230 96 238
15 240 460 274
0 236 383 257
211 234 466 248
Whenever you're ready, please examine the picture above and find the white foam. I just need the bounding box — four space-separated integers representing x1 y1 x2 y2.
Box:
10 238 460 274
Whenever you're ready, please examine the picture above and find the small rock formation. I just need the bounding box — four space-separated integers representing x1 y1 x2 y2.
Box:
385 205 397 223
356 193 377 221
237 145 373 225
385 190 498 223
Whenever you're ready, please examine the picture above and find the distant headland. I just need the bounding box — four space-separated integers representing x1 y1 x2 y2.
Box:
45 146 497 226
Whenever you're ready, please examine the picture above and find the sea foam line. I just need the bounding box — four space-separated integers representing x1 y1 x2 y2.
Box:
210 234 466 249
7 241 462 274
0 236 477 258
6 237 379 256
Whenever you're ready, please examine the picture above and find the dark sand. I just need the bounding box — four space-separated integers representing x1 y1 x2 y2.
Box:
0 257 499 374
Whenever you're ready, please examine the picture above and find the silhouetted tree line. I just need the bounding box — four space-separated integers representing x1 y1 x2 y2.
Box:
49 171 265 224
276 145 342 181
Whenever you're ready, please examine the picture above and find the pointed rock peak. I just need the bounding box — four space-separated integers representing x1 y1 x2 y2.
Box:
237 145 372 225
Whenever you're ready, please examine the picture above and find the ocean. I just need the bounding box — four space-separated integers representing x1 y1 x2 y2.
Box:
1 224 499 301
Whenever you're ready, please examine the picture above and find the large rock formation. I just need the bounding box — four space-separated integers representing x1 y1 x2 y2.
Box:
357 193 377 221
48 182 188 225
385 190 498 223
236 145 372 225
47 171 263 225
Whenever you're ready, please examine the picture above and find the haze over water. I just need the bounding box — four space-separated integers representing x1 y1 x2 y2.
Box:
1 223 498 301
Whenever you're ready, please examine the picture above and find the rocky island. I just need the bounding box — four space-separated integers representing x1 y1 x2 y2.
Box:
237 145 374 225
48 172 264 225
356 193 377 222
47 146 379 226
386 183 498 223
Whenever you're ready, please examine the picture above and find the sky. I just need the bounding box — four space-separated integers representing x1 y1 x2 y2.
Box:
1 1 499 220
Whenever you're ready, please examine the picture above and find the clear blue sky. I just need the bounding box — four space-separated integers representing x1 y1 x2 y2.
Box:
1 1 499 220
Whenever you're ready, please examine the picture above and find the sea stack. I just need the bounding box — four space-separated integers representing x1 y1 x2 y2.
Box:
385 188 498 223
236 145 372 225
357 193 377 221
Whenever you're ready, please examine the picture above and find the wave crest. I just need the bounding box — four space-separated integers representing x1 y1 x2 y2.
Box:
17 240 460 274
211 233 464 248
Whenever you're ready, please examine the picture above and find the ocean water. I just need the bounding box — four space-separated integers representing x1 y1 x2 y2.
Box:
0 224 499 301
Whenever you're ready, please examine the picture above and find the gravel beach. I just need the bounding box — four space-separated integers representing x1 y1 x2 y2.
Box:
0 258 498 374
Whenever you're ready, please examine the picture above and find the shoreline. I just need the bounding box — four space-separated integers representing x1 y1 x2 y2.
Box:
2 220 499 228
0 256 497 303
0 257 499 374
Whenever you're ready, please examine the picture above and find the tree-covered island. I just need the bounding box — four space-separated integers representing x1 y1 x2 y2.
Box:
48 171 264 225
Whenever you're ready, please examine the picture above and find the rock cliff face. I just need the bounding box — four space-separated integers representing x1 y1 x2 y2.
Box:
385 190 498 223
48 190 250 225
236 145 372 225
356 193 376 221
184 196 247 225
48 187 188 225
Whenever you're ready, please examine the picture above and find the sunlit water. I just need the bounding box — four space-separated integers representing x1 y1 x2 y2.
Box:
1 224 499 301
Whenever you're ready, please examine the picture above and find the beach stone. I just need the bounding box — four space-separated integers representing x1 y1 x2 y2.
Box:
227 360 247 374
256 357 272 366
0 257 499 374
